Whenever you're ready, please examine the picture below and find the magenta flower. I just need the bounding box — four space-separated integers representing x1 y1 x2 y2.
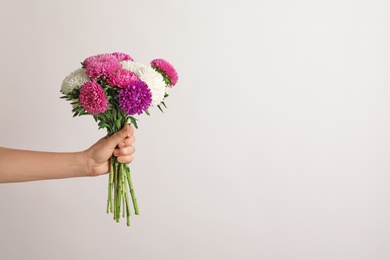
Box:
118 81 152 115
150 58 178 86
112 52 133 62
83 54 121 79
79 81 109 114
107 68 139 88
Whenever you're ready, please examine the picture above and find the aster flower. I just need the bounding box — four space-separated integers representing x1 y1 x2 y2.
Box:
151 58 178 87
83 54 121 79
107 68 139 88
61 68 90 95
118 81 152 115
112 52 133 62
79 81 109 114
121 61 166 106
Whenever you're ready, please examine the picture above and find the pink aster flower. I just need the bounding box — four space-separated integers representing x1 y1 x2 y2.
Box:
79 81 109 114
118 81 152 115
83 54 122 79
112 52 133 62
107 68 140 88
150 58 178 86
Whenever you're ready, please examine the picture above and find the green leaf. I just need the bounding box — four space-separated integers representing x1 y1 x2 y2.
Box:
112 108 117 120
129 116 138 129
98 122 110 129
116 119 121 130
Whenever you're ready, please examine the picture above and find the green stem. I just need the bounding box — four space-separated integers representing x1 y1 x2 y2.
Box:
107 157 114 213
121 163 131 226
115 161 122 222
125 164 139 215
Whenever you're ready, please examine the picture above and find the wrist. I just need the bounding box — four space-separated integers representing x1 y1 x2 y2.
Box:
73 151 92 177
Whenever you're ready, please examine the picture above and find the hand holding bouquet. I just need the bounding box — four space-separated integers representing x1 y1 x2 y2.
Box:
60 52 178 226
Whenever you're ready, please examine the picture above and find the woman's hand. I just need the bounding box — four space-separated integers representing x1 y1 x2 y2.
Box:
85 124 136 176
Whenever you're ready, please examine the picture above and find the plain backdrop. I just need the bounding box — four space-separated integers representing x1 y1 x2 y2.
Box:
0 0 389 259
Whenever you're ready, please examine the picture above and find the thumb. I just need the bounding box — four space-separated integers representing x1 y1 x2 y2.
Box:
105 125 132 149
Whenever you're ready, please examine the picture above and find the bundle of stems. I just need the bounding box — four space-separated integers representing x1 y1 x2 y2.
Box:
107 156 139 226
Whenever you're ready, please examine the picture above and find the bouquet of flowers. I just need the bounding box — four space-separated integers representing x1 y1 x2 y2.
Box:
60 52 178 226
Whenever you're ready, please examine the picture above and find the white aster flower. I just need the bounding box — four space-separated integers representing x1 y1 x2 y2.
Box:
61 68 90 95
121 61 166 106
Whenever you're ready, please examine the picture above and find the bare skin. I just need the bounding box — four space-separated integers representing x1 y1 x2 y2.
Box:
0 125 135 183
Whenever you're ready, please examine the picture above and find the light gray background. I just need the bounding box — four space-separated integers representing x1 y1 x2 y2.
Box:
0 0 389 259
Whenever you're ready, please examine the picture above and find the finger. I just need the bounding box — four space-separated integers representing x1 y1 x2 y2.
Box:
117 136 135 149
117 154 134 164
114 146 135 157
127 125 135 136
105 125 132 149
119 135 135 148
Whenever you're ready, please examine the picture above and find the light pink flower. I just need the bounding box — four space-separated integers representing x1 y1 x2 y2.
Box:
83 54 121 79
107 68 140 88
112 52 133 62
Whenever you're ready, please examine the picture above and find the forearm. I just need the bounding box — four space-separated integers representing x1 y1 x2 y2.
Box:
0 147 90 183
